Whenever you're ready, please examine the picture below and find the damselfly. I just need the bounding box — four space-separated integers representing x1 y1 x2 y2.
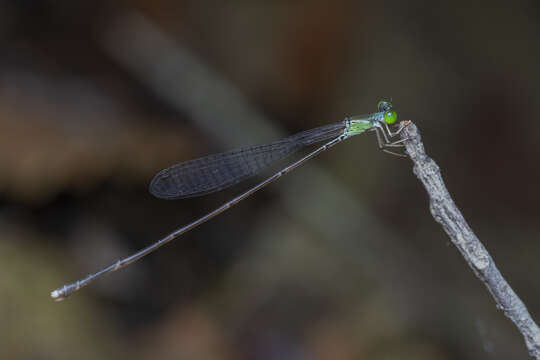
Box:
51 99 407 300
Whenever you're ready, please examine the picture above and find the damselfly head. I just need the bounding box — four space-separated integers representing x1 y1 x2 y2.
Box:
376 99 397 125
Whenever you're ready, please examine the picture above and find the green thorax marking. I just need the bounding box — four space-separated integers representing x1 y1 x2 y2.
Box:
345 112 383 136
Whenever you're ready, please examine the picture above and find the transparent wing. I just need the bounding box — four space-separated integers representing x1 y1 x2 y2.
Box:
149 122 345 199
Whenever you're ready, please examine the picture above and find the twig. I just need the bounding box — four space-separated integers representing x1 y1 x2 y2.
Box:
400 121 540 359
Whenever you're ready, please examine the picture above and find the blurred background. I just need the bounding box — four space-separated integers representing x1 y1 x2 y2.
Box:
1 1 539 359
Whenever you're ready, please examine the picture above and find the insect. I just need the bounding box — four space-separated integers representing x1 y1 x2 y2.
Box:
51 100 407 300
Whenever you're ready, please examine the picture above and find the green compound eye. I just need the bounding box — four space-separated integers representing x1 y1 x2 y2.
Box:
384 110 398 124
377 99 393 112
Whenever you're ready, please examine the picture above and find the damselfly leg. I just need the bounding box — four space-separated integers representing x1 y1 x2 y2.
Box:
372 121 409 157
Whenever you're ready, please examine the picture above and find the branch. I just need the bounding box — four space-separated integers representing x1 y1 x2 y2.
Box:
399 121 540 358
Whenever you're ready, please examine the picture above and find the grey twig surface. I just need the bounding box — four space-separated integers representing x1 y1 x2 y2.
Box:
400 121 540 358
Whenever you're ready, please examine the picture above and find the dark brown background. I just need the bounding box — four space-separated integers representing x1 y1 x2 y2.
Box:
2 1 540 359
